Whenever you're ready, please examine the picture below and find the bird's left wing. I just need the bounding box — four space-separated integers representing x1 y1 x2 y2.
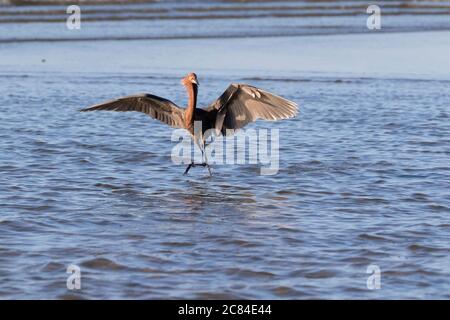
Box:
206 84 298 133
80 93 185 129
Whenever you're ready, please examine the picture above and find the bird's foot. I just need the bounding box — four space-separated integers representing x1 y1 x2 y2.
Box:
183 162 212 176
183 162 194 175
199 163 213 176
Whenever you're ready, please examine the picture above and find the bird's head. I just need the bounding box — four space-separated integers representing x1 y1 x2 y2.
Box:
181 72 199 87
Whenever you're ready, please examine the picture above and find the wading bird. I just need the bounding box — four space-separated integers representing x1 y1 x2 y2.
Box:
80 73 298 175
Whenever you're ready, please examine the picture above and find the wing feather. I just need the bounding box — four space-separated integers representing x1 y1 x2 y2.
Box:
206 84 298 134
80 93 184 128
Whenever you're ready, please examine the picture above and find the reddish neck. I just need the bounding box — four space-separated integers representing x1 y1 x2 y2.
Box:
184 82 197 127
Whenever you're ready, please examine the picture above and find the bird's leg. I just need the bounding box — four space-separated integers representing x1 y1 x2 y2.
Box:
201 147 205 164
184 136 212 176
184 136 201 176
183 162 195 175
202 144 212 177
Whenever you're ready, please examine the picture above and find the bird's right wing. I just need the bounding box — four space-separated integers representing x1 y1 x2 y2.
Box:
80 93 185 129
206 84 298 134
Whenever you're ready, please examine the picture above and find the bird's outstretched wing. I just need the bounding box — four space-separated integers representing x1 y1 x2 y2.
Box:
206 84 298 134
80 93 185 128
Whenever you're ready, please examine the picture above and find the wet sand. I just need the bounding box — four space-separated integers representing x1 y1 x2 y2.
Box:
1 31 449 80
1 1 450 42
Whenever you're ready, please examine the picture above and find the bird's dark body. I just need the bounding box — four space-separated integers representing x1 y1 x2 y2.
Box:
80 73 298 175
192 108 217 136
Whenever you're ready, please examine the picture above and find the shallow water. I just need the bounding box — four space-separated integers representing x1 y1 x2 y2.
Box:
1 70 449 299
0 1 450 299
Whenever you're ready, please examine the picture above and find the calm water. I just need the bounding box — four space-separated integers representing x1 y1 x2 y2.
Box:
0 0 450 299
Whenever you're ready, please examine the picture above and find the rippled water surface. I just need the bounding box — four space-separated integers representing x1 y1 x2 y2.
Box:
0 0 450 299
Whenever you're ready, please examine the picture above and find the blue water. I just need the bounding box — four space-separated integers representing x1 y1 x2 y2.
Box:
0 0 449 299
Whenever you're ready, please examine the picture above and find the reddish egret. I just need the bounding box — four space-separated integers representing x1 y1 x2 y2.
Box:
80 73 298 175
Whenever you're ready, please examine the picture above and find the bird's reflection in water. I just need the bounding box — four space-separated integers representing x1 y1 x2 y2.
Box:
97 170 290 220
172 179 257 215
